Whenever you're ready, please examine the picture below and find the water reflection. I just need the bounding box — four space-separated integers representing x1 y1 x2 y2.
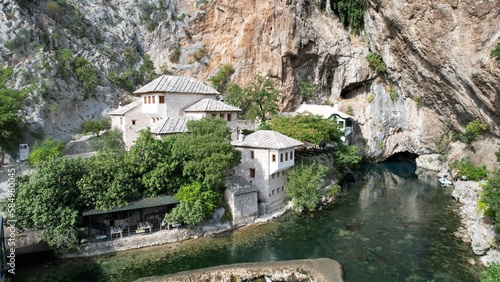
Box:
18 163 481 282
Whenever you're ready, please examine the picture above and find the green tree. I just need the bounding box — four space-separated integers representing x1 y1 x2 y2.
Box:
333 144 362 175
331 0 368 34
80 116 111 137
481 170 500 234
28 138 65 166
172 118 241 189
0 66 27 163
286 160 328 211
164 181 219 226
491 43 500 61
268 114 342 146
89 128 125 154
209 64 234 94
10 157 86 248
78 152 140 210
225 75 279 125
451 157 488 181
481 263 500 282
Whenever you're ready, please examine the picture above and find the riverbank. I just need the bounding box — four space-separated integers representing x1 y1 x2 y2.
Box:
136 258 344 282
452 181 500 266
63 204 292 258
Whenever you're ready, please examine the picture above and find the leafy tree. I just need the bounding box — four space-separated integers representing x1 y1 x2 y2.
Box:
28 138 65 166
78 152 140 210
298 82 316 103
491 43 500 61
89 128 125 154
481 263 500 282
268 114 342 146
286 160 328 211
0 66 27 163
333 144 362 175
172 118 241 189
209 64 234 94
11 157 87 248
331 0 368 34
482 170 500 234
80 116 111 137
164 181 219 226
225 75 279 125
461 119 488 144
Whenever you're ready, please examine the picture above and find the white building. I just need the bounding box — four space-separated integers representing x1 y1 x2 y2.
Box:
231 130 303 212
108 75 241 149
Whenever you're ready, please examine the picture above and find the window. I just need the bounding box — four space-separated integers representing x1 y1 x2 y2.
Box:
272 174 275 179
148 96 151 104
272 190 275 196
152 96 155 103
285 152 288 161
227 114 232 121
132 120 136 125
272 154 276 162
212 114 216 118
159 96 165 104
290 151 294 160
249 168 255 178
144 96 147 104
282 186 285 191
250 150 254 159
120 117 123 125
277 188 280 193
277 172 280 177
280 153 283 162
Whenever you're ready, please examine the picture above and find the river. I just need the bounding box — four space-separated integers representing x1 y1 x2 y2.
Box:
17 163 481 281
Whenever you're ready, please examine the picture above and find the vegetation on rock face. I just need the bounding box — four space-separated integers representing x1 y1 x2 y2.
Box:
298 82 316 103
450 157 488 181
0 67 27 161
491 43 500 61
318 0 368 34
80 116 111 137
286 160 328 211
461 119 488 144
333 143 362 175
209 64 235 94
481 262 500 282
366 52 387 74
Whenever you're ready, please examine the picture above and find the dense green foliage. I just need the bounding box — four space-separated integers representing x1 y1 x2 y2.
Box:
366 52 387 74
333 143 362 175
286 160 328 211
8 118 240 247
481 263 500 282
28 138 65 166
319 0 368 33
491 43 500 61
268 114 342 146
89 128 125 153
209 64 234 94
450 158 488 181
0 67 27 157
224 75 279 125
461 119 488 144
496 149 500 163
482 170 500 234
80 116 111 137
108 54 156 92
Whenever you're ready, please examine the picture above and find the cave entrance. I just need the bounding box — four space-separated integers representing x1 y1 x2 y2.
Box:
383 151 419 164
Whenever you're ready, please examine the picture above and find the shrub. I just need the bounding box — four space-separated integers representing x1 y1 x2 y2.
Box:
481 170 500 235
169 46 181 63
366 52 387 74
461 119 488 144
481 263 500 282
4 28 30 51
28 138 65 166
286 160 328 211
413 94 423 108
450 157 488 181
491 43 500 61
346 106 354 116
366 93 374 103
496 149 500 163
388 86 398 101
46 1 64 19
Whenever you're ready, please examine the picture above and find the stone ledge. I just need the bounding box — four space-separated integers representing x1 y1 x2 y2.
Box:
135 258 344 282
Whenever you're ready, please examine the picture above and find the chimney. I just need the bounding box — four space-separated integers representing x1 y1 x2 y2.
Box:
238 129 245 142
118 101 123 108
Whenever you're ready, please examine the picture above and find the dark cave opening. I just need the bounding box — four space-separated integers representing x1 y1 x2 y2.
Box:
383 151 419 164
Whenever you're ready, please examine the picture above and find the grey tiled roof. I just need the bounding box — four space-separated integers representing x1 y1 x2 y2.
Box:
108 100 141 116
134 75 219 95
296 104 353 120
149 116 196 135
184 98 241 112
82 195 178 216
232 130 303 149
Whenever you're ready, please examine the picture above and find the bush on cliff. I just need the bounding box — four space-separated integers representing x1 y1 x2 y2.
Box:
450 158 488 181
481 170 500 234
481 262 500 282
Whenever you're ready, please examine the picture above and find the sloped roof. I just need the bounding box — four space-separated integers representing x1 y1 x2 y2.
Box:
184 98 241 112
149 116 196 135
82 195 178 216
108 100 141 116
134 75 219 95
296 104 353 120
232 130 303 149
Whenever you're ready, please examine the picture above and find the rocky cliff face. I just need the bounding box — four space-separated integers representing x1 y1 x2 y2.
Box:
1 0 499 166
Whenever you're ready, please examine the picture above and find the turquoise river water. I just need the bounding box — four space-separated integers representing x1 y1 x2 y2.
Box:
16 163 482 281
